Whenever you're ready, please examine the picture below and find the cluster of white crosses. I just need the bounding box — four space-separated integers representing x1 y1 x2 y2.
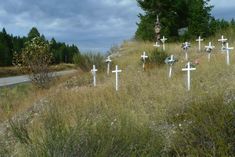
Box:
152 35 233 91
91 35 233 92
91 56 122 91
196 35 234 65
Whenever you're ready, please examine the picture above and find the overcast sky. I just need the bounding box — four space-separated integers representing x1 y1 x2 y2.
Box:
0 0 234 53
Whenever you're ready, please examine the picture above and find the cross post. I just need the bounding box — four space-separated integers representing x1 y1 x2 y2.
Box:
105 56 112 75
205 42 215 62
160 36 167 51
218 35 228 52
225 43 234 65
165 55 177 78
182 42 190 61
168 55 174 78
153 42 160 48
112 65 122 91
196 36 204 52
182 62 196 91
91 65 98 87
141 51 148 69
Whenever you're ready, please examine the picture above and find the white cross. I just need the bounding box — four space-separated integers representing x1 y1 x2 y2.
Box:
153 42 160 48
160 36 167 51
225 42 234 65
196 36 204 51
218 35 228 51
182 42 190 61
168 55 175 78
91 65 98 87
205 42 215 61
182 62 196 91
141 51 148 69
182 42 190 50
112 65 122 91
105 56 112 75
168 55 175 64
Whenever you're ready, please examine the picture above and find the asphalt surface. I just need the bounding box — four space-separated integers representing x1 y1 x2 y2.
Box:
0 69 77 87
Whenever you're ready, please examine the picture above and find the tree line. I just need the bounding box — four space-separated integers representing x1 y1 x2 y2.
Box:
0 27 80 66
135 0 235 41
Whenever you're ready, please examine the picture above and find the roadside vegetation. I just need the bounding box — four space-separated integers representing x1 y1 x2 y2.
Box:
0 64 76 78
1 35 234 156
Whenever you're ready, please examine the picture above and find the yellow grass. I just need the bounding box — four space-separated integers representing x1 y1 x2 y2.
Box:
0 63 77 78
2 40 235 156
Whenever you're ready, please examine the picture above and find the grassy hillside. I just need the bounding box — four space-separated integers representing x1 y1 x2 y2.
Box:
1 40 235 156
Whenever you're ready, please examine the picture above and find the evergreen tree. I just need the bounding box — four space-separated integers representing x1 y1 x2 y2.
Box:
135 0 213 41
188 0 213 37
0 27 80 66
28 27 40 40
0 28 14 66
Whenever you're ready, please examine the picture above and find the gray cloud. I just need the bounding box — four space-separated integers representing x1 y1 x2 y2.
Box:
210 0 235 20
0 0 233 53
0 0 141 52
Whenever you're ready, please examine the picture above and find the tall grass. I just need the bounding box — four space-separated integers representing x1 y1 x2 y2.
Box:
73 52 106 72
0 84 32 121
6 39 235 156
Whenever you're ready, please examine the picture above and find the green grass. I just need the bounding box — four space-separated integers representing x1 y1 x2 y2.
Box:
3 39 235 156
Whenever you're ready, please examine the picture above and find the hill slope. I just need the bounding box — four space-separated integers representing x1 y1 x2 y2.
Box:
2 40 235 156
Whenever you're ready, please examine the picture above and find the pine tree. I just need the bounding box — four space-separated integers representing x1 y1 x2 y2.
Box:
135 0 213 41
28 27 40 40
188 0 213 37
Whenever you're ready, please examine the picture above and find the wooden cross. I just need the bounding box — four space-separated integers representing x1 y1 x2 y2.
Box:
91 65 98 87
218 35 228 52
112 65 122 91
141 51 148 69
160 36 167 51
225 42 234 65
105 56 112 75
205 42 215 61
196 36 204 51
182 42 190 61
182 62 196 91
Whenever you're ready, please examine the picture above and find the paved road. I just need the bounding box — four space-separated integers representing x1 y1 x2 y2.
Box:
0 69 77 87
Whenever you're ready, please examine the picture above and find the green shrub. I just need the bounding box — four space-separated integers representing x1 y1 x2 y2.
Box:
13 37 53 88
149 49 168 65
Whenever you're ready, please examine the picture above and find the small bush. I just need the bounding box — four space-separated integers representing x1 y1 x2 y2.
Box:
13 37 53 88
149 49 168 65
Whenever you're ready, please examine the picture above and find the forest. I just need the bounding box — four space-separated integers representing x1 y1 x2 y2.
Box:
0 27 80 66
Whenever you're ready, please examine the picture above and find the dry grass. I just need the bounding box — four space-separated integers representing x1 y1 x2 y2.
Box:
0 71 79 122
0 63 76 78
2 40 235 156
